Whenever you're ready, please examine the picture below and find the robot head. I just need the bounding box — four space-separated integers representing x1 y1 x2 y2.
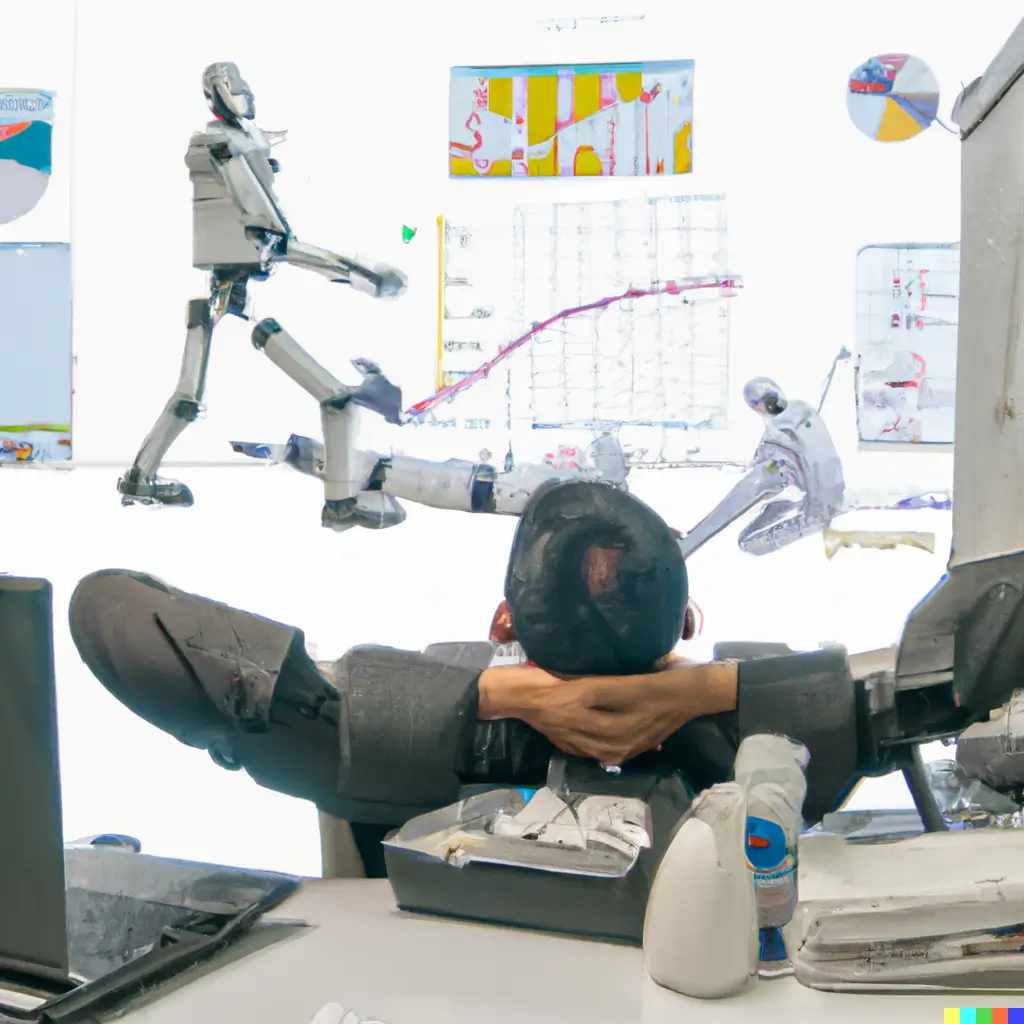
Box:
202 62 255 123
743 377 788 418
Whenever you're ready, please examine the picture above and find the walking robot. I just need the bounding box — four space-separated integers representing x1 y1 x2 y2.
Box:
117 62 407 531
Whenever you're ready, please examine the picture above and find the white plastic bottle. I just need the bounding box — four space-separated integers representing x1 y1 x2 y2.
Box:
643 782 759 999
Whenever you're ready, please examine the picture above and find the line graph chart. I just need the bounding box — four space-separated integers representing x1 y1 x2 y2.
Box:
421 194 740 466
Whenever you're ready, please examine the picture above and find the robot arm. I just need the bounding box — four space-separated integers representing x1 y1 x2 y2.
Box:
675 451 791 560
192 133 405 298
677 381 845 560
278 238 407 300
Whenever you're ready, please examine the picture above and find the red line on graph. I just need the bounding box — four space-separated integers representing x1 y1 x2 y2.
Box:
406 277 741 419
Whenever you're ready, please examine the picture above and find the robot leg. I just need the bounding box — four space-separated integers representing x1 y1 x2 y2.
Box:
738 499 837 556
232 434 501 517
676 461 788 560
250 318 403 531
377 453 497 512
117 296 219 507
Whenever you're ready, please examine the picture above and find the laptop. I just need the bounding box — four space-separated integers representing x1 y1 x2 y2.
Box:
0 577 69 986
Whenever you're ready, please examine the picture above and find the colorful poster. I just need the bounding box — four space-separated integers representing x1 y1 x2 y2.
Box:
0 90 55 225
855 243 958 448
449 60 694 178
0 242 72 463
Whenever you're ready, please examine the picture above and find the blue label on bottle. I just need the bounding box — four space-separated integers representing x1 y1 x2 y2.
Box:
745 815 788 873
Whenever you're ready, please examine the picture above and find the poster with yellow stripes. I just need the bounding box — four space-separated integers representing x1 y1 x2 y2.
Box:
449 60 694 178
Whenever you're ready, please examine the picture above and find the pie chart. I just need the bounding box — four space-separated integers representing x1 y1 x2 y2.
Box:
847 53 940 143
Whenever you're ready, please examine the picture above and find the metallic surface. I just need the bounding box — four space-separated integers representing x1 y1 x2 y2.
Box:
118 63 406 520
0 578 67 984
678 388 844 560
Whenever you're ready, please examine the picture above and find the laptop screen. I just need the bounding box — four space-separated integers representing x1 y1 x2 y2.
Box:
0 577 68 981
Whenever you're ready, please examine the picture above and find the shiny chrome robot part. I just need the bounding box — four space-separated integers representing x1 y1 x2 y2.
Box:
118 62 407 529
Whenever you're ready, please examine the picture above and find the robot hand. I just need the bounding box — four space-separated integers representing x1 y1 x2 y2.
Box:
342 256 408 299
279 238 408 299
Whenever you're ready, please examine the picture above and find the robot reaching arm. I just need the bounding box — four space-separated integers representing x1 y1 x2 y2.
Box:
188 64 401 297
676 378 846 559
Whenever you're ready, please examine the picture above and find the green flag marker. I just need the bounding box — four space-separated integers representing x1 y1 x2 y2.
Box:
402 225 417 243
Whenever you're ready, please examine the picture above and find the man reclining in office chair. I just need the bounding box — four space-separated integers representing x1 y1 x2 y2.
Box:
68 480 863 877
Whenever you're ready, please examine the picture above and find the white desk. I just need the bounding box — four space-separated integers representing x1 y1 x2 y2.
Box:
126 879 1013 1023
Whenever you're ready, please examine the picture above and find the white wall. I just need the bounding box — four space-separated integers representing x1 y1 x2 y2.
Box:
0 0 1018 875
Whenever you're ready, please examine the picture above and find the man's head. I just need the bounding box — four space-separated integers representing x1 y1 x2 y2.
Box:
503 480 688 676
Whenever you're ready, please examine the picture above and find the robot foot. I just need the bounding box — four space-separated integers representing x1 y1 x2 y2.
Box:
321 494 407 532
321 494 405 532
117 471 195 508
322 498 361 532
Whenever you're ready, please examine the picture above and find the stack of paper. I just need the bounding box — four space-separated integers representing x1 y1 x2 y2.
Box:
787 830 1024 991
384 787 652 879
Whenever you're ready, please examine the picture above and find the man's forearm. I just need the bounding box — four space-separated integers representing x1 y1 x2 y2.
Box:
478 664 549 720
477 660 739 723
656 660 738 720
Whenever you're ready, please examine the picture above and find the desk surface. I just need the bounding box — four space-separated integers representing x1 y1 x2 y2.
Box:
124 879 1013 1023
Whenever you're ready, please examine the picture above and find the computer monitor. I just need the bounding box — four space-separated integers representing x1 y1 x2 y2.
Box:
0 577 69 983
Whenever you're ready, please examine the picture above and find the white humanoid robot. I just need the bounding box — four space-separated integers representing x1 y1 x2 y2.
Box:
118 62 407 531
676 377 845 559
230 431 631 527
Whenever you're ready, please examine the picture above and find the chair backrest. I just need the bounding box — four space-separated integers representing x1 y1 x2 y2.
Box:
0 577 68 983
713 641 795 661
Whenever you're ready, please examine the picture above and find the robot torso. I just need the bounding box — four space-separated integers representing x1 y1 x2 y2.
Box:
186 119 286 272
757 399 845 509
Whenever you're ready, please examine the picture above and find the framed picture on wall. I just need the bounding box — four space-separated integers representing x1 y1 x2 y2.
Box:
0 241 72 463
448 60 694 178
854 242 959 451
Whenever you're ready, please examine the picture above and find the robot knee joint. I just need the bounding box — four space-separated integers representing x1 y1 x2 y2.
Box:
470 466 497 513
321 391 353 412
251 318 282 350
173 398 201 422
186 299 212 330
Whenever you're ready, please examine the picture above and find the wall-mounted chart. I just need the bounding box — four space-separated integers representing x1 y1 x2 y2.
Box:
418 195 740 466
847 54 939 143
0 90 55 225
0 242 72 463
855 242 958 449
449 60 694 178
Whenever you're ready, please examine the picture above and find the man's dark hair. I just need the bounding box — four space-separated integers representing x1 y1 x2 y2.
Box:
505 479 688 677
